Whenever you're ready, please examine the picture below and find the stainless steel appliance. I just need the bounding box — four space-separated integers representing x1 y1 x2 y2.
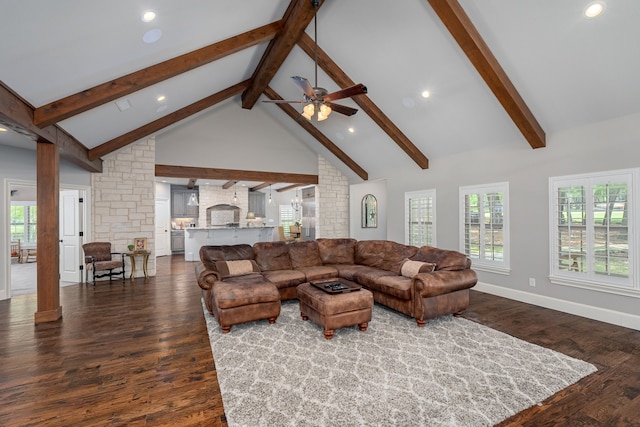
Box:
301 186 316 240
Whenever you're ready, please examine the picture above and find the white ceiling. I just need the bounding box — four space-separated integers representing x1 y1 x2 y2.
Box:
1 1 638 185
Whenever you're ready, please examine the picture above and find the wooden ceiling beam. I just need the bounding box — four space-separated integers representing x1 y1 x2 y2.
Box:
156 165 318 185
88 80 250 160
427 0 545 149
277 184 305 192
241 0 323 109
297 33 430 169
221 181 237 190
250 182 272 191
263 86 368 181
33 22 281 128
0 82 102 172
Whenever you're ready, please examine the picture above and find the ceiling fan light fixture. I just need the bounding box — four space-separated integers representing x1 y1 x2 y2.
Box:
302 103 315 120
317 104 332 121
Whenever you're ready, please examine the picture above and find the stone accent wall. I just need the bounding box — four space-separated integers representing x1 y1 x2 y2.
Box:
197 185 249 227
91 138 156 278
317 155 349 237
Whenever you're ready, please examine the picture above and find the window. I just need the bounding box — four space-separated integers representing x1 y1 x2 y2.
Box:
279 205 295 234
459 182 509 273
550 169 637 296
405 190 436 247
10 204 37 243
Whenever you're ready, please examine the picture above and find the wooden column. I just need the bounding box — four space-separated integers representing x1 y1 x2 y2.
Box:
34 139 62 324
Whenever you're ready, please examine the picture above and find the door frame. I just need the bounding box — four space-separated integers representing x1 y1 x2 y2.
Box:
2 179 91 299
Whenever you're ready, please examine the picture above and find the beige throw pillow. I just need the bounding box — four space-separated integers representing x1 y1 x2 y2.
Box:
400 259 436 278
215 260 260 278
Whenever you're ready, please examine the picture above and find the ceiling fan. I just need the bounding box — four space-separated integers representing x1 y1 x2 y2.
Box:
263 0 368 121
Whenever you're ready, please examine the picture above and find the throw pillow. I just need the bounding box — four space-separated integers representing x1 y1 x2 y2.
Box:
400 259 436 278
215 260 260 278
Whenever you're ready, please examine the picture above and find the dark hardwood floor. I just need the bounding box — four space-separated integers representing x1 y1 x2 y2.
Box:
1 255 639 426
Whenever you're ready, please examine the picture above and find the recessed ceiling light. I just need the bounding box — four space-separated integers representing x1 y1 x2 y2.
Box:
156 95 166 102
584 1 605 18
143 29 162 44
141 10 156 22
421 90 431 99
0 127 7 132
348 127 355 134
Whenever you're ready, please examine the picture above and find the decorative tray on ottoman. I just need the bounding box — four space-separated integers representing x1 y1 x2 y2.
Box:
310 279 361 294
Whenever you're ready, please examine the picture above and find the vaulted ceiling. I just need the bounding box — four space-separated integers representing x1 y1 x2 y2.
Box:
1 0 639 189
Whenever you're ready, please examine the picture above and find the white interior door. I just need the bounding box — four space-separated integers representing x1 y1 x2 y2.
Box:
155 199 170 256
59 189 81 282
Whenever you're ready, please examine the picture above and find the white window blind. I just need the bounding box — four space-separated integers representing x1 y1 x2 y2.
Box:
279 205 295 234
459 182 509 273
550 169 637 295
405 190 436 247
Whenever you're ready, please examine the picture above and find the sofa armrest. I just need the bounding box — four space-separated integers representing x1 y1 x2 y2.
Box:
195 262 221 290
413 269 477 298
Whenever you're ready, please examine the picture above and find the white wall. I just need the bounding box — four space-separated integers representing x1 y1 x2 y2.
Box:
379 112 640 327
0 145 91 300
155 98 319 175
350 179 387 241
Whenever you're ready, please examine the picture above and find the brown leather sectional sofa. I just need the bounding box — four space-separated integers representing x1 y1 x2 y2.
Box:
196 238 477 332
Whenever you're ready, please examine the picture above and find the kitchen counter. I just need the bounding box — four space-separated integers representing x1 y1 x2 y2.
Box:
184 226 275 261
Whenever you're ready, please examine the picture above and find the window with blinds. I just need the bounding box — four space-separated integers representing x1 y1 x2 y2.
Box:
279 205 295 234
405 190 436 247
550 169 637 295
459 182 509 273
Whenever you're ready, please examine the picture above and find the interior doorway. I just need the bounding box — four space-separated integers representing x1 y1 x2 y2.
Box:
5 180 90 297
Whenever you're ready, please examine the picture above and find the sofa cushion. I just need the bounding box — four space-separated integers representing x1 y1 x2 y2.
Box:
317 238 357 264
400 259 436 278
253 241 292 271
288 241 323 268
200 244 254 270
261 269 306 290
352 266 398 288
355 240 418 273
411 246 471 271
326 264 372 281
296 266 338 282
370 275 413 300
215 259 260 278
213 274 280 309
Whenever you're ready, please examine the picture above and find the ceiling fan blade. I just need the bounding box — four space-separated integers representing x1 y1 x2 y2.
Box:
291 76 317 100
262 99 306 104
326 102 358 117
323 84 368 102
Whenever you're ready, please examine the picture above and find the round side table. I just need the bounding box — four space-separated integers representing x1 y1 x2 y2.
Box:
126 250 151 279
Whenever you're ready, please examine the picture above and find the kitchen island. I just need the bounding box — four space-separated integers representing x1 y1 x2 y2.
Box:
184 227 275 261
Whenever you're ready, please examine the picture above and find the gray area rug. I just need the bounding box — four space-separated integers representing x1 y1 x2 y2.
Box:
203 300 596 426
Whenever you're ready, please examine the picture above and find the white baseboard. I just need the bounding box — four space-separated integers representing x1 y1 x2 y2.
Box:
474 282 640 331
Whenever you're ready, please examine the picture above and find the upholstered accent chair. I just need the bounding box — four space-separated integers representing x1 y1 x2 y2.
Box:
82 242 125 285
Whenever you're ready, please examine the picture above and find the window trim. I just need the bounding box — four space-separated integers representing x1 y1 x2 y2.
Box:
548 168 639 298
459 182 510 274
404 189 436 247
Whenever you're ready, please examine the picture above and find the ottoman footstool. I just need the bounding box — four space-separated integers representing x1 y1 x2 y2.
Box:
211 274 281 333
297 281 374 340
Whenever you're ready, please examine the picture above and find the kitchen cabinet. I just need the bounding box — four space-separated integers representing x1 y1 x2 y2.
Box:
248 191 265 217
171 230 185 252
171 186 199 218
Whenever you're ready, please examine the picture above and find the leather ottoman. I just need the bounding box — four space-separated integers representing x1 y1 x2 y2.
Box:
211 275 281 333
297 281 374 340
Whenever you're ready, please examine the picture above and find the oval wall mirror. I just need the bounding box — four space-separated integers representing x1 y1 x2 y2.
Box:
361 194 377 228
